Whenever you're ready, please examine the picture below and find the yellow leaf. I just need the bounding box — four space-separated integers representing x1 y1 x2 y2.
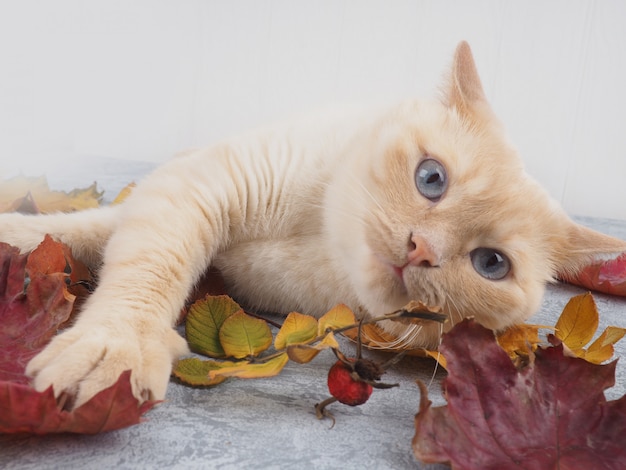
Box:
582 326 626 364
597 325 626 347
0 175 46 213
555 293 599 350
287 332 340 364
185 295 243 358
112 182 136 205
274 312 318 350
219 311 273 359
317 304 357 336
172 357 228 386
208 354 289 380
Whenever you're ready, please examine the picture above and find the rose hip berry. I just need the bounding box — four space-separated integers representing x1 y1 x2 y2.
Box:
316 346 400 426
327 358 381 406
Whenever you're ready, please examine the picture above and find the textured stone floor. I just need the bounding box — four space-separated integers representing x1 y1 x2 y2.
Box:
1 159 625 469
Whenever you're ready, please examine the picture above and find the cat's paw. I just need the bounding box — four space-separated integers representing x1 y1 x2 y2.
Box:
25 321 189 409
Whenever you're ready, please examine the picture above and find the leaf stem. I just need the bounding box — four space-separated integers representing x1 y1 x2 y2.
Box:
244 310 283 329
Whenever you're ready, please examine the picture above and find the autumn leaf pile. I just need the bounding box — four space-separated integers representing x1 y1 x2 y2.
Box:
0 176 152 434
413 319 626 469
412 296 626 469
0 175 103 214
2 174 626 469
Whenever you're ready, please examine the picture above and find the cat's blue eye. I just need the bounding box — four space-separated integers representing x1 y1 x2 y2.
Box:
470 248 511 280
415 159 447 202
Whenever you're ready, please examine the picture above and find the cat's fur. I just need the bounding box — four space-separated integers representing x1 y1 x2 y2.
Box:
1 42 625 408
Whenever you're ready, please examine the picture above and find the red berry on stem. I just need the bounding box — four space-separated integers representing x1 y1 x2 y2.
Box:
315 329 400 425
327 359 373 406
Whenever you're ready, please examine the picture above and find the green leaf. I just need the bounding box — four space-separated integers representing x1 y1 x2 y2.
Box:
208 354 290 380
172 357 229 386
317 304 357 336
185 295 243 358
219 311 273 359
274 312 318 349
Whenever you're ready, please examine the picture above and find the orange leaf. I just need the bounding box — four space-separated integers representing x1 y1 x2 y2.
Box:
496 324 547 358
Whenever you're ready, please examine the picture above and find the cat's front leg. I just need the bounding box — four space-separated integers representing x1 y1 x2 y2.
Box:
0 206 119 267
23 220 200 407
25 157 233 407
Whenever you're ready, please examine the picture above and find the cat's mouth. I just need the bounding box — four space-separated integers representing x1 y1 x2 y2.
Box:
391 261 440 288
382 259 408 292
370 252 447 315
392 264 405 280
372 253 411 291
390 263 447 309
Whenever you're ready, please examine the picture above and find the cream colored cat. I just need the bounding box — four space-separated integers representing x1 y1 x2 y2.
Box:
1 42 625 409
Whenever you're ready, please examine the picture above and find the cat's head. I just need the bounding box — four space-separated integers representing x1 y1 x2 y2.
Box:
325 41 626 348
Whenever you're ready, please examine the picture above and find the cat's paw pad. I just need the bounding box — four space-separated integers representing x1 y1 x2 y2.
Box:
25 323 189 409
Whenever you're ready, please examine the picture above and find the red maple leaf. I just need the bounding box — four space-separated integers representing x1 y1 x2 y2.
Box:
0 239 73 385
413 319 626 469
0 371 156 434
562 253 626 297
0 237 156 434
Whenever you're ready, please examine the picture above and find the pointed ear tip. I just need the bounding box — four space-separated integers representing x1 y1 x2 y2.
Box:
455 41 472 57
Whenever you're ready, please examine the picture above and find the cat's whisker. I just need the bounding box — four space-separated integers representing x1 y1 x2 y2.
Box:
350 175 386 214
405 324 424 348
360 323 422 350
338 175 389 221
395 323 423 350
426 348 442 389
441 293 458 329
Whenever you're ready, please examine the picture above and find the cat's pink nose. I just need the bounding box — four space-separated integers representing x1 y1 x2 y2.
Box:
407 234 439 268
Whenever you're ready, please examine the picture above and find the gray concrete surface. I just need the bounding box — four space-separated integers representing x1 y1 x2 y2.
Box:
1 160 625 469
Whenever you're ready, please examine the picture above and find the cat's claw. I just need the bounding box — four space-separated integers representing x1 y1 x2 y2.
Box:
25 321 189 409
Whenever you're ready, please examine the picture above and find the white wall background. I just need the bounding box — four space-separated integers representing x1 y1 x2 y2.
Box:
0 0 625 219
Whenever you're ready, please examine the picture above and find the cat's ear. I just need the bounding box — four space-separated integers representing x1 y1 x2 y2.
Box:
444 41 492 120
553 221 626 276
